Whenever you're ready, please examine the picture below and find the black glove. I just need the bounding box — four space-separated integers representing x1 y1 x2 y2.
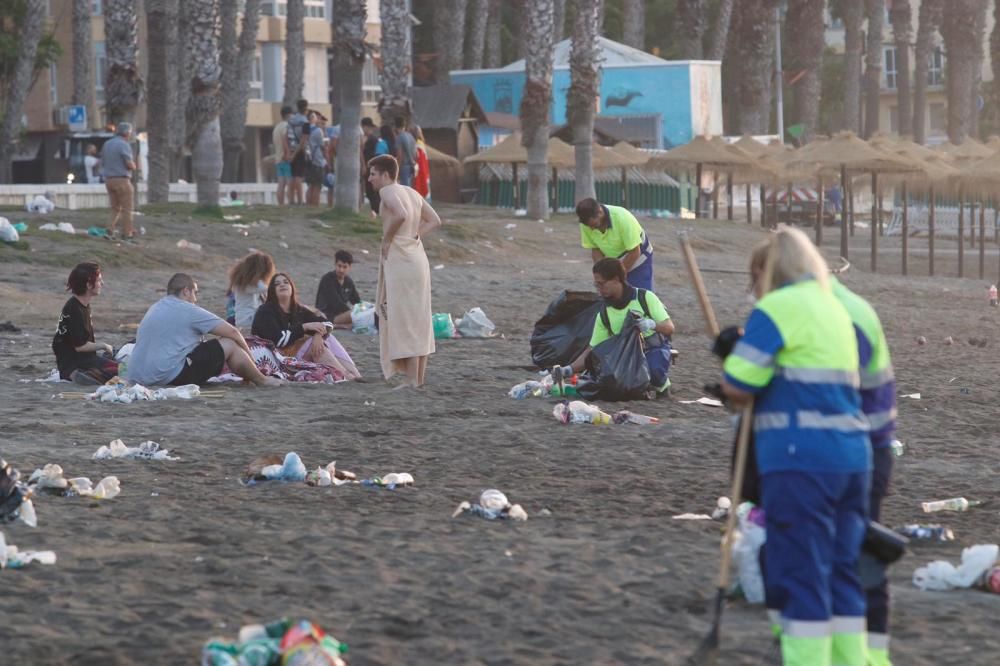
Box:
712 325 743 360
703 382 728 405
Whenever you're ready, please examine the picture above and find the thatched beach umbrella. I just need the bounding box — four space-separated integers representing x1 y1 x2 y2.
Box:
593 143 648 208
953 151 1000 280
936 139 993 266
465 133 576 209
648 135 756 218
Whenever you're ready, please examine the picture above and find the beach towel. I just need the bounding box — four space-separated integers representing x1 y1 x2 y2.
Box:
375 225 435 379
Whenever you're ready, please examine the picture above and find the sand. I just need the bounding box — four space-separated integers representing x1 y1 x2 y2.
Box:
1 202 999 664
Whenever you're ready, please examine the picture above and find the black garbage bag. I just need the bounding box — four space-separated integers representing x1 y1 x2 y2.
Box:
529 290 603 369
0 460 25 523
577 314 651 401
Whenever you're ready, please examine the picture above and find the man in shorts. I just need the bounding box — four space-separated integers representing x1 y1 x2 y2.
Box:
273 106 293 205
287 98 310 205
127 273 281 387
305 112 328 206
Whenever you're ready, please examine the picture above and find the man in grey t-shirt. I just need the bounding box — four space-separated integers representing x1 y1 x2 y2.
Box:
127 273 281 387
100 123 137 240
305 113 328 206
394 116 417 187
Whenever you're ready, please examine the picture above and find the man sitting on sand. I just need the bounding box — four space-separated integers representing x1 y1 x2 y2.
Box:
315 250 362 328
127 273 281 387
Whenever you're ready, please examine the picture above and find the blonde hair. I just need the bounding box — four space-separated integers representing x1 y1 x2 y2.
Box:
751 226 830 295
228 252 276 291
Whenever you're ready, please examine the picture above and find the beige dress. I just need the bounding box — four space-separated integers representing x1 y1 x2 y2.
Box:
375 201 435 379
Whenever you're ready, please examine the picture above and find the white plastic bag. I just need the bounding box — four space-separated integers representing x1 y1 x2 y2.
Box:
0 217 18 242
732 508 767 603
456 307 497 338
913 544 1000 590
351 302 377 335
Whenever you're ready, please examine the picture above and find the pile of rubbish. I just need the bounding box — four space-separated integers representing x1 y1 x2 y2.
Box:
202 617 348 666
241 452 413 490
83 383 202 403
93 439 178 461
0 532 56 570
509 370 580 399
1 460 36 527
552 400 659 425
913 544 1000 593
453 489 527 521
433 307 499 339
28 464 120 499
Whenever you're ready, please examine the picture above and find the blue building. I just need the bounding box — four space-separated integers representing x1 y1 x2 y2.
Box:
450 37 723 151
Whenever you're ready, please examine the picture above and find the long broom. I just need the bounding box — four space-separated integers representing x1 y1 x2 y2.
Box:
679 233 755 665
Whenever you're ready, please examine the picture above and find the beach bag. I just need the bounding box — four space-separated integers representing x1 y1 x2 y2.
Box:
456 307 497 338
433 312 456 339
577 314 651 401
529 290 602 369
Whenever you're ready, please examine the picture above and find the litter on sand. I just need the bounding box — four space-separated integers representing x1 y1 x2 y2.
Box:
901 393 921 400
242 453 409 489
93 439 178 461
71 383 203 403
455 307 497 338
28 464 121 499
38 222 75 234
552 400 659 425
913 544 999 591
679 397 725 407
0 532 56 569
1 459 37 527
202 618 348 666
453 489 528 521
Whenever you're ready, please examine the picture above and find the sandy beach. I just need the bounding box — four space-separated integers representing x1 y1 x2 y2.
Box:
2 202 999 664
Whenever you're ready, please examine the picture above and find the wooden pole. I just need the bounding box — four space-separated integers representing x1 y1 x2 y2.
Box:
712 171 719 219
512 162 519 209
871 172 878 273
980 196 986 279
840 165 849 259
785 182 793 224
552 167 558 214
760 184 767 228
929 185 936 277
815 175 824 246
695 163 703 218
746 184 752 224
727 172 734 221
849 178 856 236
958 188 965 278
970 198 976 249
621 167 628 208
901 182 908 276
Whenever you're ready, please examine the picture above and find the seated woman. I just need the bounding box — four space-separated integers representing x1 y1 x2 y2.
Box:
251 273 361 380
228 251 276 332
52 262 120 384
569 258 675 394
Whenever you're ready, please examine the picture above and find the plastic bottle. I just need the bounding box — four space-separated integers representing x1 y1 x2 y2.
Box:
921 497 974 513
980 566 1000 593
896 524 954 541
890 440 905 457
568 401 611 425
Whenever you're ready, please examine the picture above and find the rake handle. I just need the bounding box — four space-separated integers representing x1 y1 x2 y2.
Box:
680 234 720 338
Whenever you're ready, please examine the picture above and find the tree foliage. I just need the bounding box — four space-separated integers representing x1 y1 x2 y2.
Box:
0 0 62 114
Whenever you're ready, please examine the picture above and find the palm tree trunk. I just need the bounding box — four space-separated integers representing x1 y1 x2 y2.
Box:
146 0 179 203
862 0 884 138
890 0 913 136
283 0 305 106
437 0 468 78
186 0 224 208
942 0 979 143
72 0 97 128
912 0 943 143
104 0 144 126
379 0 412 124
991 1 1000 134
553 0 568 42
622 0 645 50
221 0 261 183
0 0 45 184
520 0 555 219
676 0 705 59
332 0 368 211
787 0 825 142
485 0 503 68
171 0 192 181
727 0 776 134
842 0 863 133
466 0 489 69
969 0 989 137
568 0 602 202
706 0 734 61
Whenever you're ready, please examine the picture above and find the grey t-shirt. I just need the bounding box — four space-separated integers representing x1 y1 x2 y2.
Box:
127 296 223 385
100 136 133 178
397 130 417 167
309 127 327 168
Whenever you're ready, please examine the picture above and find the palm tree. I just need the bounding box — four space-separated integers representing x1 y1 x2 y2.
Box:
436 0 467 78
466 0 488 69
622 0 645 50
676 0 705 60
72 0 96 128
283 0 304 106
912 0 942 143
172 0 192 181
839 0 863 133
332 0 368 211
146 0 179 202
104 0 143 126
786 0 825 142
220 0 261 183
706 0 735 61
862 0 885 138
726 0 776 134
889 0 912 136
485 0 502 68
185 0 223 208
520 0 555 219
568 0 602 201
992 0 1000 132
554 0 568 42
941 0 980 143
379 0 412 124
0 0 45 184
969 0 989 137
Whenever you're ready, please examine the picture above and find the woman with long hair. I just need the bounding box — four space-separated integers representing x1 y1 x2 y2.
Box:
52 262 120 384
228 252 276 331
251 273 360 380
410 124 430 199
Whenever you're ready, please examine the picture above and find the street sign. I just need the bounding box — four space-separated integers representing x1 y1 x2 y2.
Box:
67 105 87 131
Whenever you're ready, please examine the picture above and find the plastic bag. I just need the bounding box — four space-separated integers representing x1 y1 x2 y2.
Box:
913 544 1000 590
0 217 18 243
529 290 603 369
351 302 376 335
577 314 651 401
732 505 767 603
456 307 497 338
433 312 456 339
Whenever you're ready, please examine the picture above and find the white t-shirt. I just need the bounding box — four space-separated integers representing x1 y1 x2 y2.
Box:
84 155 101 184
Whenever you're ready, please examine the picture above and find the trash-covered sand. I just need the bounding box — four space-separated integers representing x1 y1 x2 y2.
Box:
2 203 1000 663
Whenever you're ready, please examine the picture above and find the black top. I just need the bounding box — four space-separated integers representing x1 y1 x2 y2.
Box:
315 272 361 319
363 135 380 163
251 301 329 349
52 297 97 379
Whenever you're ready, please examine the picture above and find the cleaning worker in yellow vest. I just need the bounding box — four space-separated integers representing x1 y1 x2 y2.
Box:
576 198 655 291
720 227 871 666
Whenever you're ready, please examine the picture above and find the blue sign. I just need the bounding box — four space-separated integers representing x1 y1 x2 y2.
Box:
67 105 87 130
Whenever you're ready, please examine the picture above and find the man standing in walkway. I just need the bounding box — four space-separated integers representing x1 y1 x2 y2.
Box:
101 123 136 241
394 117 417 187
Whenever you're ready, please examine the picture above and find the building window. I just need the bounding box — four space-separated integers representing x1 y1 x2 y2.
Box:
91 0 102 14
883 46 896 90
928 46 943 86
929 102 946 133
362 58 380 104
95 41 106 105
261 0 325 18
50 63 58 105
250 52 263 100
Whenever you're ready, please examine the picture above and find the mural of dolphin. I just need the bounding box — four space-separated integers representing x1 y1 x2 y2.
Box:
606 89 644 108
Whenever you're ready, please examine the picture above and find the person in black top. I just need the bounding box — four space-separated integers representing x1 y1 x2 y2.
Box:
252 273 361 379
315 250 362 328
361 117 381 215
52 262 119 384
